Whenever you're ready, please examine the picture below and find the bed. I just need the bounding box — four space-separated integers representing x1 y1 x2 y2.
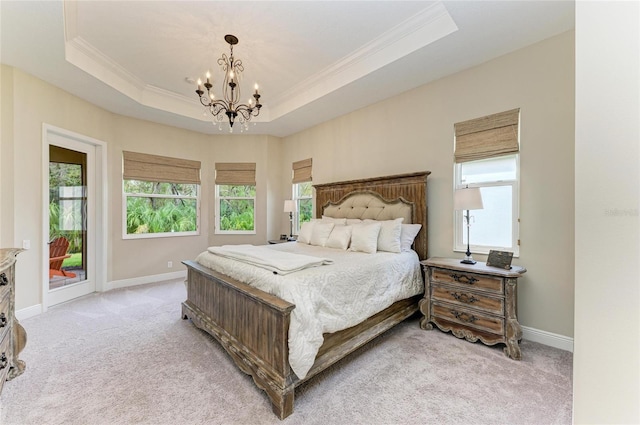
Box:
181 171 430 419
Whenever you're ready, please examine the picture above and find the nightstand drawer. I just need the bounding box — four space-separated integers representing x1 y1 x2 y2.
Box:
432 268 503 294
432 302 504 335
432 284 504 316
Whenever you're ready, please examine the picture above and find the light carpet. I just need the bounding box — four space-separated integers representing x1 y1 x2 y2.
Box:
0 279 573 424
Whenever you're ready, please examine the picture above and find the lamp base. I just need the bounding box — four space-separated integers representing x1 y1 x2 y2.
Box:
461 252 476 264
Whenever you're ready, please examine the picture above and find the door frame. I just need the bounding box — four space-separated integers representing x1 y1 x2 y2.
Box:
42 124 107 310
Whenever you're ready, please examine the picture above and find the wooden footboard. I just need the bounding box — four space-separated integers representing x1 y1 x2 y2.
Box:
181 260 296 418
182 260 421 419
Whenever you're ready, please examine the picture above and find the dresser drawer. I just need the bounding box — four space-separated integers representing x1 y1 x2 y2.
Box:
432 284 504 316
0 292 10 343
432 302 504 335
0 328 10 394
432 268 503 294
0 270 11 300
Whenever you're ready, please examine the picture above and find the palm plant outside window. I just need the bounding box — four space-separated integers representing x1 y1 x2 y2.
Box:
124 181 199 237
216 184 256 233
294 182 313 234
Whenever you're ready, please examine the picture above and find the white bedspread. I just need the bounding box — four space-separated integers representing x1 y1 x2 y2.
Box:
195 242 423 379
207 244 333 275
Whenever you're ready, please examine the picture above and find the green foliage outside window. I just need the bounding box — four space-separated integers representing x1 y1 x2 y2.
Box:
125 180 198 235
295 182 313 232
49 162 83 253
218 185 255 232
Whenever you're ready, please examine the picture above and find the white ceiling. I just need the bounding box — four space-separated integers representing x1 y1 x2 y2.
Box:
1 1 574 137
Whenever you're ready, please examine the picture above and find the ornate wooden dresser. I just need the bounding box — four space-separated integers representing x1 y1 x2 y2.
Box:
420 257 526 360
0 248 27 396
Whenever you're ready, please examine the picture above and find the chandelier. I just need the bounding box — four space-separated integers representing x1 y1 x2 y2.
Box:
195 34 262 133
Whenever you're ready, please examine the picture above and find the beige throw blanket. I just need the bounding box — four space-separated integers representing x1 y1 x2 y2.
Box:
207 244 334 275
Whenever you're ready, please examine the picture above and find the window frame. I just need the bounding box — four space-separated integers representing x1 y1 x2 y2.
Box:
215 184 257 235
453 154 520 256
292 182 313 234
122 180 200 239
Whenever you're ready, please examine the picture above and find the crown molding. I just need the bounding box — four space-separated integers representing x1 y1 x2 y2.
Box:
268 1 458 120
62 0 455 126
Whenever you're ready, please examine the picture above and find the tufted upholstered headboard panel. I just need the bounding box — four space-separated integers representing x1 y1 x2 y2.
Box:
322 191 413 224
314 171 430 260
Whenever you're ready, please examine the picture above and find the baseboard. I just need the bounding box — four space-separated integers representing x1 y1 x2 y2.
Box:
15 271 187 321
104 270 187 292
522 325 574 352
16 304 43 321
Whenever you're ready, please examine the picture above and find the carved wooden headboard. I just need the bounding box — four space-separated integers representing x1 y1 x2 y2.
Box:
314 171 430 260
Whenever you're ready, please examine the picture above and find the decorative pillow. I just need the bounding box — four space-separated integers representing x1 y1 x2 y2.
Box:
365 218 403 253
345 218 363 225
322 216 347 225
310 222 335 247
297 221 315 244
400 223 422 252
325 225 352 250
349 222 382 254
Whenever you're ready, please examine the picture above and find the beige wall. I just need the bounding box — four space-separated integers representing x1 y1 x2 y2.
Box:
573 1 639 423
282 31 576 338
2 31 576 338
1 68 285 310
0 65 15 247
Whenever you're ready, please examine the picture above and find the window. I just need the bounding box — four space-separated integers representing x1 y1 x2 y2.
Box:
453 109 520 256
215 162 256 234
293 182 313 233
292 158 313 234
454 155 519 255
122 151 201 239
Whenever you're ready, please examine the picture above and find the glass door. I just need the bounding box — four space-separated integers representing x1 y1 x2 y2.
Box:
46 139 96 306
48 146 87 290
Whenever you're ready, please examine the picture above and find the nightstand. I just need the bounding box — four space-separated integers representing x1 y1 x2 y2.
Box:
268 239 293 244
419 257 526 360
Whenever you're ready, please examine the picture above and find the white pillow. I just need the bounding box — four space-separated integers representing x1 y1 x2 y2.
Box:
310 222 335 247
365 218 403 253
349 222 382 254
297 221 315 244
325 225 352 250
322 216 347 225
345 218 363 225
400 223 422 252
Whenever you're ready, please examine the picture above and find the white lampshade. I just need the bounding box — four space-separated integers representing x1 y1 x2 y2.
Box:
283 200 296 213
454 187 484 210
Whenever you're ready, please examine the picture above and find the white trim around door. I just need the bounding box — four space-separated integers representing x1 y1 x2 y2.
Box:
42 124 107 310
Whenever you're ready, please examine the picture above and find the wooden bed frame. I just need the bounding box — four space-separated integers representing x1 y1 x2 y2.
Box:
181 171 430 419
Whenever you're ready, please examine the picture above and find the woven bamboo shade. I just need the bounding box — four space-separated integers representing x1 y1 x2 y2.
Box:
215 162 256 185
123 151 201 184
292 158 312 183
454 108 520 163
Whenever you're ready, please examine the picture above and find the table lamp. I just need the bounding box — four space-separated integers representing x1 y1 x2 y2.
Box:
283 200 296 240
454 187 484 264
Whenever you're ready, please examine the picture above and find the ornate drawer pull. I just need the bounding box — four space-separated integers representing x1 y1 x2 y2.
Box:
0 353 7 370
450 273 478 285
451 310 478 324
451 292 478 304
0 273 7 286
0 313 6 328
